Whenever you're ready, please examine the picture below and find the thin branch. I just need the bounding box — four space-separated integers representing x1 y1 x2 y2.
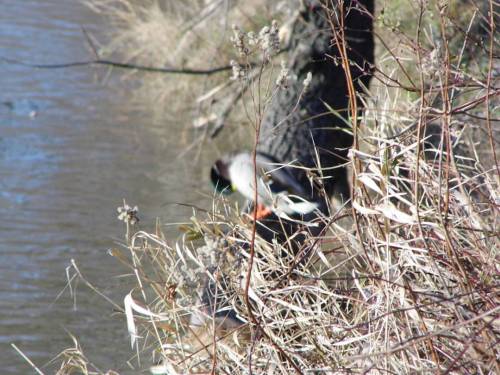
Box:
81 26 99 59
485 0 499 179
209 68 261 138
0 55 233 76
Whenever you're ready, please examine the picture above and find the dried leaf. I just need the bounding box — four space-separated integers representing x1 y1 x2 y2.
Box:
353 200 379 215
376 203 415 224
358 173 384 195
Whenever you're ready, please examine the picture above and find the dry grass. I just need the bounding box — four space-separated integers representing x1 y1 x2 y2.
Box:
83 0 284 125
105 131 499 374
112 112 498 373
48 0 499 374
85 0 277 66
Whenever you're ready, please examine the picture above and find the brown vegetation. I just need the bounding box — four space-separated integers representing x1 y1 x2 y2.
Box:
44 0 499 374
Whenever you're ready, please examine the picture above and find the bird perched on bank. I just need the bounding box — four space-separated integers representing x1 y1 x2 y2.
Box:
210 152 318 220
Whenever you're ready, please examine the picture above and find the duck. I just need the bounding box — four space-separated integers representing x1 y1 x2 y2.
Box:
210 152 318 220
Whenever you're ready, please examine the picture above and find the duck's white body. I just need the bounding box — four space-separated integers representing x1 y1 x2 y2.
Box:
225 152 318 218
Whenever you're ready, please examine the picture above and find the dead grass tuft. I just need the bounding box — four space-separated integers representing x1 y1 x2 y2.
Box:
83 0 284 123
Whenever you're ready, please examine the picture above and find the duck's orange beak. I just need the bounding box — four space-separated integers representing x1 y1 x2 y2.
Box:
254 203 273 220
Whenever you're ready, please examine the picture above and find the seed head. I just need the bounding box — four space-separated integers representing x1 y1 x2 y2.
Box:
303 72 312 91
230 60 245 80
117 202 139 225
276 60 290 88
230 24 248 57
259 20 280 60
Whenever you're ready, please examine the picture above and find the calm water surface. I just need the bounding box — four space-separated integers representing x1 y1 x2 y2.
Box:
0 1 220 372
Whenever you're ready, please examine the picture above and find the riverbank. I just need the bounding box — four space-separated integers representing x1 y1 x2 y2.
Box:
44 0 500 373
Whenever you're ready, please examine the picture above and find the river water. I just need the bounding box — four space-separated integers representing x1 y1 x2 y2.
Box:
0 1 224 372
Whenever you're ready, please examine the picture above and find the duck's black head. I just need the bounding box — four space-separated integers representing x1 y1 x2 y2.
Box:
210 160 233 195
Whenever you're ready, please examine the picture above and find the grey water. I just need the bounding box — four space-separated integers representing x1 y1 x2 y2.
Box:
0 1 222 372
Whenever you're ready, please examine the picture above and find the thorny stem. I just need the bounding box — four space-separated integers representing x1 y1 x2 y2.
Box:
414 3 442 365
209 274 220 375
486 0 499 180
325 0 376 274
373 31 418 91
245 90 260 375
433 6 494 364
437 4 474 286
437 4 453 223
243 60 304 375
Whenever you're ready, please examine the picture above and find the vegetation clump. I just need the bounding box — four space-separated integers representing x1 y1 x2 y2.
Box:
48 1 498 374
